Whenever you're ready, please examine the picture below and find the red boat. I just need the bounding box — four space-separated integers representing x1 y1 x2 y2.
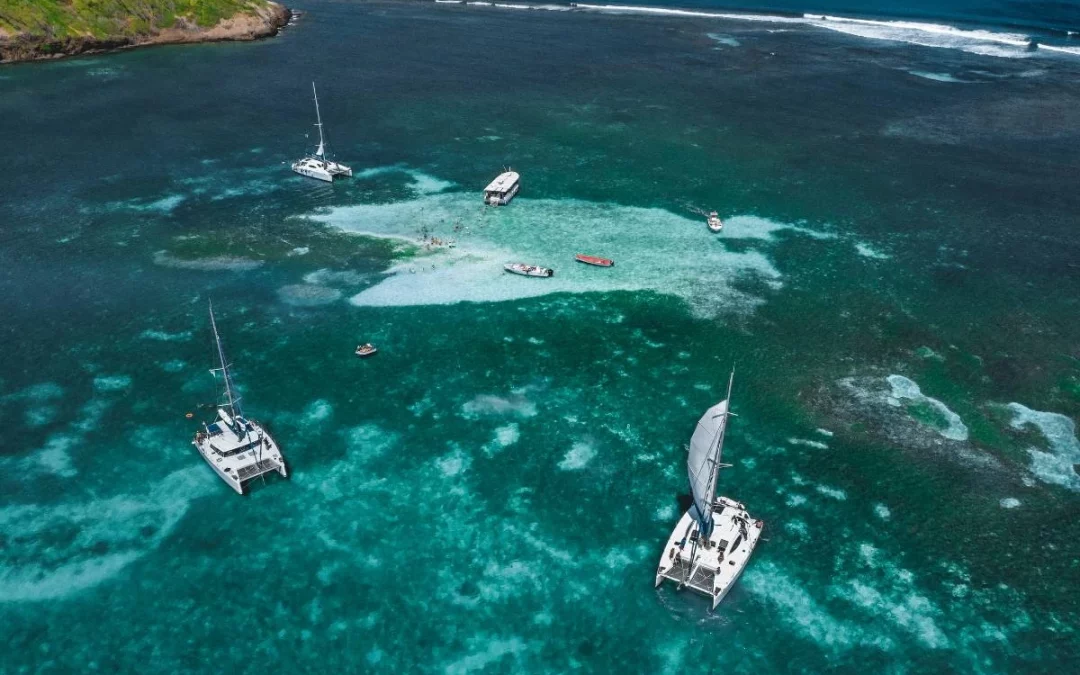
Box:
575 254 614 267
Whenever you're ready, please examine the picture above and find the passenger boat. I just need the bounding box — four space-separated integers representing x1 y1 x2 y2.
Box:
355 343 377 357
484 170 520 206
192 302 288 495
655 371 763 609
707 211 724 232
575 254 614 267
504 262 553 278
291 82 352 183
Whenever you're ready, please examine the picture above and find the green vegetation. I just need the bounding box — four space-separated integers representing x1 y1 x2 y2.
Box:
0 0 271 39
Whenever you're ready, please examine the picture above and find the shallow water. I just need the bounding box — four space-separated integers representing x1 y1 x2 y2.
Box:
1 1 1078 672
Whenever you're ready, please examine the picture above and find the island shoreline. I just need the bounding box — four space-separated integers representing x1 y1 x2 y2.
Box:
0 2 292 65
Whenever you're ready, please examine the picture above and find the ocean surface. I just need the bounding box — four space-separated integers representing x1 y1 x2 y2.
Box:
2 0 1079 672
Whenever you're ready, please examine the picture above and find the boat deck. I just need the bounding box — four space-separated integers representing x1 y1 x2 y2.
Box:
655 497 762 608
194 409 287 494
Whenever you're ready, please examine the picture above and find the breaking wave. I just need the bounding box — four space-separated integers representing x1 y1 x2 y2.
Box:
435 2 1079 60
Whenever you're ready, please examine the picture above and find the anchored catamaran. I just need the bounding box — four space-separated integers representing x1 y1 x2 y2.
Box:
655 372 763 609
192 303 288 494
291 82 352 182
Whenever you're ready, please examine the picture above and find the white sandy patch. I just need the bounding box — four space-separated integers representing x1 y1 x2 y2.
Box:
462 392 537 419
855 242 892 259
139 329 193 342
653 502 677 522
785 519 809 537
437 449 471 477
485 423 521 455
789 437 829 449
302 189 831 318
743 562 894 651
93 374 132 392
558 441 597 470
886 375 969 441
1007 403 1080 491
0 467 212 602
303 399 334 426
160 359 186 373
816 485 848 500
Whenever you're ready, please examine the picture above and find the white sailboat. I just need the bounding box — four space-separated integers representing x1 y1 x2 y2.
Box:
655 371 763 609
291 82 353 182
192 302 288 494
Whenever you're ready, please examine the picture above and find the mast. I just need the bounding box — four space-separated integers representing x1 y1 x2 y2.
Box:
312 81 326 159
208 301 242 423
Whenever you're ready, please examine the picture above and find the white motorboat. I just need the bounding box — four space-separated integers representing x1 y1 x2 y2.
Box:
504 262 553 277
192 302 288 495
355 343 377 357
707 211 724 232
655 371 763 609
291 82 352 182
484 170 520 205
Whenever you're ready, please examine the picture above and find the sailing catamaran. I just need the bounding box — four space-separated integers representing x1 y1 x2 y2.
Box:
655 372 763 609
192 302 288 494
291 82 352 182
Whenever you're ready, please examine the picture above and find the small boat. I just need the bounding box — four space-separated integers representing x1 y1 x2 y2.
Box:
484 170 520 206
355 343 377 357
707 211 724 232
504 262 553 278
575 254 614 267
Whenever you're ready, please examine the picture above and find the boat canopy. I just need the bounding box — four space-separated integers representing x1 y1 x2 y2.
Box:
484 171 519 194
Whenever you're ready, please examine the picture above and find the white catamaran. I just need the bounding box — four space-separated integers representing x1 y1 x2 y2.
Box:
291 82 353 183
192 302 288 494
655 372 763 609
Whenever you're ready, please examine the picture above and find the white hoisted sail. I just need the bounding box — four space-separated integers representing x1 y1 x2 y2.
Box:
686 371 734 531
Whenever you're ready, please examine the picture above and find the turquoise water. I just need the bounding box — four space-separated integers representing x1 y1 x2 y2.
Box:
2 1 1079 671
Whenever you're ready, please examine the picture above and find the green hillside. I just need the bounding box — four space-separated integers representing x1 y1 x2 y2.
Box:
0 0 270 38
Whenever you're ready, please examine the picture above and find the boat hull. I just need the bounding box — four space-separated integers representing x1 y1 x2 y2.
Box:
193 424 287 495
292 158 352 182
575 254 614 267
504 263 553 277
655 496 762 609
